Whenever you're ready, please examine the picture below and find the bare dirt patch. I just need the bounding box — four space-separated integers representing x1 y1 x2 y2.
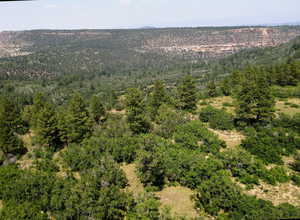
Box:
121 163 145 196
155 186 199 219
198 96 235 114
246 182 300 206
209 128 244 148
17 133 35 169
276 98 300 116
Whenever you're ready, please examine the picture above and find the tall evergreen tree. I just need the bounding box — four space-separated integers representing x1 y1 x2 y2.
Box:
58 93 92 144
177 75 197 111
125 88 150 134
0 96 24 156
149 80 168 119
89 95 106 124
236 68 275 125
34 101 62 150
207 81 217 97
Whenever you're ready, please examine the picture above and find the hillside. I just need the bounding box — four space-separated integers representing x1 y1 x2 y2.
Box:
1 26 300 79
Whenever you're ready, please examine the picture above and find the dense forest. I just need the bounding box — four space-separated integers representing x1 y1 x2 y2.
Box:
1 28 300 219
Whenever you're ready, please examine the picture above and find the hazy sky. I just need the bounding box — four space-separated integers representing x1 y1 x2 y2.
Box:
0 0 300 31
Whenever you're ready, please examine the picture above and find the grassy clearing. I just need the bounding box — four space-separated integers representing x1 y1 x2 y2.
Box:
155 186 199 219
121 163 201 218
198 96 235 114
209 128 244 149
275 98 300 116
121 163 145 196
17 133 35 169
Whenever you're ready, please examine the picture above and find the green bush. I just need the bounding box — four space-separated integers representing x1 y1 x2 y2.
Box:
265 166 290 185
33 158 60 173
194 169 300 219
154 104 189 138
199 105 220 122
241 128 300 164
291 155 300 172
174 121 226 154
291 174 300 186
218 149 270 186
199 106 234 130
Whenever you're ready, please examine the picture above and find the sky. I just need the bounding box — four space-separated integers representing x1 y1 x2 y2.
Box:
0 0 300 31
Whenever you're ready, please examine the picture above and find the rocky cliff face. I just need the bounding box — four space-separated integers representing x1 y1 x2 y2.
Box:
142 27 300 59
1 27 300 60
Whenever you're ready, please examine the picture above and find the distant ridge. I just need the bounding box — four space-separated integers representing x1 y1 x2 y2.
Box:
139 26 157 30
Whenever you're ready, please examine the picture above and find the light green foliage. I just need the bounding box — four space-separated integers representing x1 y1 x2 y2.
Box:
127 193 161 220
241 127 300 164
155 104 189 138
174 121 226 153
199 106 234 130
194 170 300 219
218 149 270 186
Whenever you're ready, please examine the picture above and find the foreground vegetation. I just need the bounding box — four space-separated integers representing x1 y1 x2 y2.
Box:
1 32 300 219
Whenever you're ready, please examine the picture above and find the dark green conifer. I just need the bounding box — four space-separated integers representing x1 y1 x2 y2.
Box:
125 88 150 134
0 96 24 156
89 95 106 123
149 80 168 119
58 93 92 144
236 68 275 125
177 75 197 111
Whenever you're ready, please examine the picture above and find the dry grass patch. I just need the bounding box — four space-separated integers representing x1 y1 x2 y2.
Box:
121 163 145 196
208 128 244 148
17 133 35 169
276 98 300 116
198 96 235 114
108 109 126 115
0 200 3 210
155 186 199 219
246 182 300 206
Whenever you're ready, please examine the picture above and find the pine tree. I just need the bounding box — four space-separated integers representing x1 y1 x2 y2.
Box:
207 81 217 97
89 95 106 123
0 96 24 156
125 88 150 134
34 102 62 150
149 80 168 119
58 93 92 144
29 93 48 129
177 75 197 111
236 68 275 125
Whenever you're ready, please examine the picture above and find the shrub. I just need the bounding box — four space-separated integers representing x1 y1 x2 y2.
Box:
291 174 300 186
154 104 189 138
174 121 226 154
291 155 300 172
241 128 300 164
264 166 289 185
199 106 234 130
209 110 235 130
194 169 300 219
218 149 269 186
194 170 243 216
199 105 220 122
33 158 60 173
222 102 234 107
